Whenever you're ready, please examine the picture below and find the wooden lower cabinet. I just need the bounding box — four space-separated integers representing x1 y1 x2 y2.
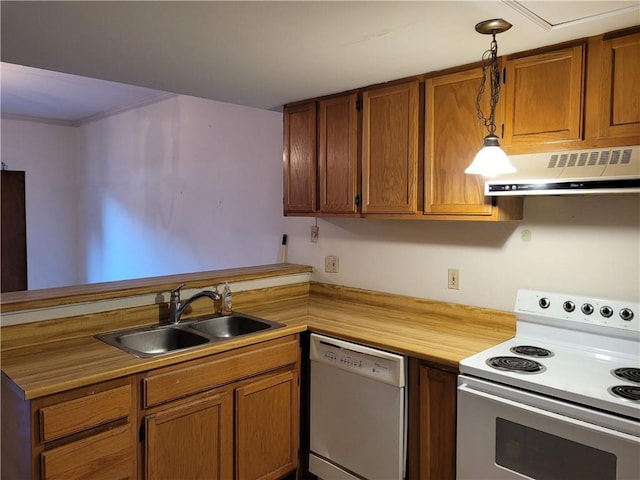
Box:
236 370 299 480
408 359 457 480
0 375 137 480
142 335 301 480
2 336 300 480
41 424 135 480
145 391 233 480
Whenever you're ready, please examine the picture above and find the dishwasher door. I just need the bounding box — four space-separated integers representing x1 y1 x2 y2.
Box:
309 333 406 480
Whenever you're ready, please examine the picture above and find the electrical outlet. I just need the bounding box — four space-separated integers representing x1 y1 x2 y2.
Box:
311 225 319 243
448 268 460 290
325 255 339 273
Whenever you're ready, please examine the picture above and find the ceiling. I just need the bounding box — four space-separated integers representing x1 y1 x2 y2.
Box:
1 1 638 123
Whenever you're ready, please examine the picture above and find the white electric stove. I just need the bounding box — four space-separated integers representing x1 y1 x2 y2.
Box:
457 289 640 479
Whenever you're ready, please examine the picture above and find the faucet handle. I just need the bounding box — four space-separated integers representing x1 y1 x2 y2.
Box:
170 283 187 301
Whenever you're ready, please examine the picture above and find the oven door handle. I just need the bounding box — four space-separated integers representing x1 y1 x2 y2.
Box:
458 383 640 442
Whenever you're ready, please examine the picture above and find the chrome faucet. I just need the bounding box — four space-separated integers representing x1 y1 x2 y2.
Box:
167 283 222 324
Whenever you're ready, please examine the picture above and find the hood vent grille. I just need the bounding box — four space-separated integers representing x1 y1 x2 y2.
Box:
547 149 632 169
485 146 640 196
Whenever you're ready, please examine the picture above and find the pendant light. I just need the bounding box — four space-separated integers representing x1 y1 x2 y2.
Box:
465 18 517 178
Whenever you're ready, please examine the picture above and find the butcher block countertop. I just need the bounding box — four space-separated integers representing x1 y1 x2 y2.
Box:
1 269 515 400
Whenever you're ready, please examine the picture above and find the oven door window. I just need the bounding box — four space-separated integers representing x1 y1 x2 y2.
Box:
496 417 616 480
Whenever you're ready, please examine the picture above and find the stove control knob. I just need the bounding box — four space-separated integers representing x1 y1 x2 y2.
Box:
538 297 551 309
620 308 635 322
581 303 594 315
563 301 575 313
600 306 614 318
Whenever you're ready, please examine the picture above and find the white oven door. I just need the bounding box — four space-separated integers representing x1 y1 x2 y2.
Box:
457 375 640 480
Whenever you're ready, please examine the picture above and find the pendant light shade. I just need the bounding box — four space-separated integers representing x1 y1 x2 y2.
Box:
466 19 517 178
465 134 516 177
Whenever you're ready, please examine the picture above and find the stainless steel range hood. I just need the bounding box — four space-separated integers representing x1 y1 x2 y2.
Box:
485 146 640 196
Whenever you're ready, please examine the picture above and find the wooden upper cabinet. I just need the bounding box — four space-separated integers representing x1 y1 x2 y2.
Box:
503 44 586 151
424 68 522 220
426 68 497 217
283 102 317 214
592 31 640 144
318 93 359 214
362 81 419 214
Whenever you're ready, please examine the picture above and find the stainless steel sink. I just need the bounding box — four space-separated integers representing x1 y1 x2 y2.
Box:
96 312 284 357
187 313 278 338
97 326 210 357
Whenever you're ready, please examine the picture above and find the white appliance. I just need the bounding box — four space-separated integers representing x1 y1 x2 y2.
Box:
458 289 640 479
485 145 640 195
309 333 406 480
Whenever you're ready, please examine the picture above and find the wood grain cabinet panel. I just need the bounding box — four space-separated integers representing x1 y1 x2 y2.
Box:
40 384 131 442
362 81 419 214
424 68 522 220
41 424 134 480
143 336 299 407
145 392 233 480
318 93 359 214
419 365 457 480
1 375 137 480
595 31 640 143
235 370 299 480
142 336 301 480
503 44 586 151
283 102 317 214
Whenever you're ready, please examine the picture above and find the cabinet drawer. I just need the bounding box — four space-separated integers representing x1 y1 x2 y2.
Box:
39 384 131 442
40 423 134 480
143 337 299 408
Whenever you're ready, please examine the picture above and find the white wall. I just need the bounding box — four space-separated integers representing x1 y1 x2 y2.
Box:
2 95 285 288
1 119 80 289
77 95 285 283
284 195 640 312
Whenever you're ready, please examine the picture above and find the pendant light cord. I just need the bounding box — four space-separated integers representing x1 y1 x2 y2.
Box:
475 34 501 136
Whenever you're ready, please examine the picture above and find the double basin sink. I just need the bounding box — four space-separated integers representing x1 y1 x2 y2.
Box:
96 313 284 358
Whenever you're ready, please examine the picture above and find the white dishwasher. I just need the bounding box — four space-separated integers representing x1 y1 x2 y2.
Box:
309 333 407 480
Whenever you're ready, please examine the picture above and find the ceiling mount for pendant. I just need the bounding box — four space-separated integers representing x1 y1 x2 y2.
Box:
475 18 512 35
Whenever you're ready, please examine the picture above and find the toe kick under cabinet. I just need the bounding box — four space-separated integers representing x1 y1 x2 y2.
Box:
1 335 301 480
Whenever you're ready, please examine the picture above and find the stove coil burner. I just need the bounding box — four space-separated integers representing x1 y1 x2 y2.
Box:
510 345 554 358
486 356 545 374
609 385 640 401
612 367 640 384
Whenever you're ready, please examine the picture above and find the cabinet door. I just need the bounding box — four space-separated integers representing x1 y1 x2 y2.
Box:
283 102 317 214
596 32 640 142
424 69 522 220
145 392 233 480
425 69 497 217
318 93 359 214
419 365 456 480
362 81 419 214
235 370 299 480
503 44 585 150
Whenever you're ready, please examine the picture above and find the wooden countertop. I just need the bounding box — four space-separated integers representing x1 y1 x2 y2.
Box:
1 283 515 400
